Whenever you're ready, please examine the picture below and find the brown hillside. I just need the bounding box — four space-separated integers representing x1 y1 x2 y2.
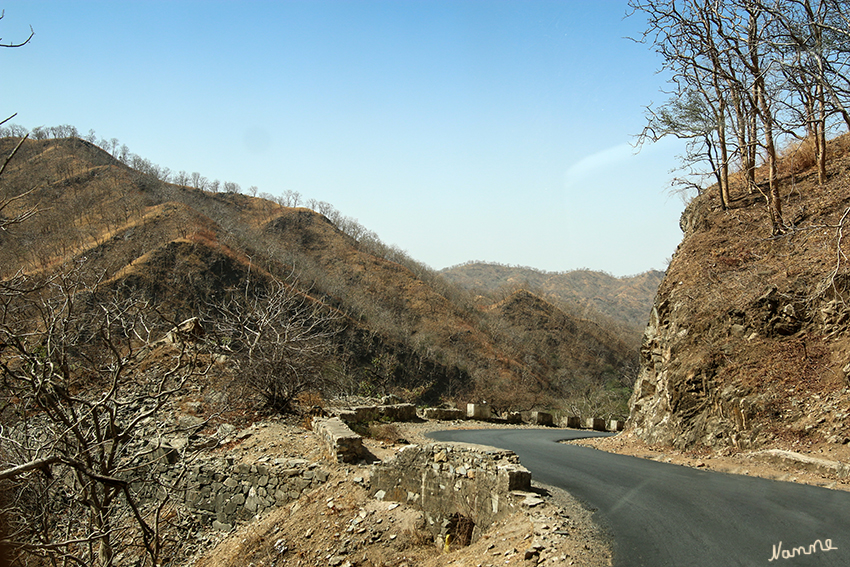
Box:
0 135 639 412
491 290 636 382
440 263 664 330
629 133 850 457
485 290 637 417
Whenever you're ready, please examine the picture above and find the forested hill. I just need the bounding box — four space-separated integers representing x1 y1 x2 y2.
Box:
440 263 664 330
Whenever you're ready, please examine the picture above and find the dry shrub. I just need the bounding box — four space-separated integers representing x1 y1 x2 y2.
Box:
725 336 835 398
779 137 818 176
398 527 434 550
298 394 327 430
189 227 218 247
296 390 325 409
444 513 475 548
300 414 314 430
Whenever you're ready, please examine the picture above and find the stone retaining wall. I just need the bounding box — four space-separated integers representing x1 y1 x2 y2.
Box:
175 457 330 531
422 407 467 420
370 443 532 544
313 416 364 463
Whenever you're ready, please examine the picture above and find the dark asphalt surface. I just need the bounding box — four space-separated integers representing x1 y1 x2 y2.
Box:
428 428 850 567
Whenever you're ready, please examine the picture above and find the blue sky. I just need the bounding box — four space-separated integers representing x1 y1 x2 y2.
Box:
0 1 686 277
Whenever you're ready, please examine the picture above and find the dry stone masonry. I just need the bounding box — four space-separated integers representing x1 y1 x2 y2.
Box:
370 443 532 544
313 416 365 463
422 407 466 420
334 403 417 424
181 457 330 531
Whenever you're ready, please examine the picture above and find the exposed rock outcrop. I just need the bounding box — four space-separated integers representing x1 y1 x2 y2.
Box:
627 158 850 451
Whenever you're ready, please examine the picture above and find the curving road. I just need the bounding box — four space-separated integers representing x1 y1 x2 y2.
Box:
428 428 850 567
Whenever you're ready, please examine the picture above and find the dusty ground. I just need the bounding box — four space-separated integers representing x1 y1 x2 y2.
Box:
567 429 850 492
187 419 613 567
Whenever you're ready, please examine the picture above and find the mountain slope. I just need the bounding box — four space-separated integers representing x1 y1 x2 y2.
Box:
485 289 637 415
440 263 664 330
0 136 637 412
628 134 850 455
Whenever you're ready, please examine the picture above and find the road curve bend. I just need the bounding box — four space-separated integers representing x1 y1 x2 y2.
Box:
428 428 850 567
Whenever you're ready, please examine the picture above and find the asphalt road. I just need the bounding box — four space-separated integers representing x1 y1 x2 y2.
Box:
428 428 850 567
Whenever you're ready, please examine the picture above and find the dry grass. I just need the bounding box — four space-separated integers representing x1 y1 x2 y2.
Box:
779 137 820 176
367 422 405 443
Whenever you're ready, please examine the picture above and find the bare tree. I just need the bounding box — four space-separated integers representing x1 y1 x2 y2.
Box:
174 170 189 187
206 275 340 413
0 266 211 566
0 11 33 49
630 0 736 207
190 172 208 191
286 189 302 207
0 122 37 233
630 0 802 232
639 90 727 203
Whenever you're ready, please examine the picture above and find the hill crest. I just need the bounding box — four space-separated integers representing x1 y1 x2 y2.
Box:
440 262 663 332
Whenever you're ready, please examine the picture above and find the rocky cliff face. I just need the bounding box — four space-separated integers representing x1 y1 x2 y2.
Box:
627 156 850 451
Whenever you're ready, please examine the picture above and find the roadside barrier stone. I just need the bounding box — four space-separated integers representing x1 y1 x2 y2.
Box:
530 411 554 426
585 418 607 431
334 403 417 424
467 403 492 420
422 407 467 421
313 416 365 463
560 416 582 428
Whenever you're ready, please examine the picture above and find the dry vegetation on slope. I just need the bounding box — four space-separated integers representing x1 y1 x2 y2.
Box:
0 135 643 416
440 262 663 330
629 134 850 456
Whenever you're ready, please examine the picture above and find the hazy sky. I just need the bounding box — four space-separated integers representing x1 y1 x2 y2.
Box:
0 1 687 277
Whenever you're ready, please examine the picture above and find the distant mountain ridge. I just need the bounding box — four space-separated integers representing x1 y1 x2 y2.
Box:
440 262 664 329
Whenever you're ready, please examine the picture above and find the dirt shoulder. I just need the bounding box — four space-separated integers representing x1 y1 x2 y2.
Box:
567 430 850 492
